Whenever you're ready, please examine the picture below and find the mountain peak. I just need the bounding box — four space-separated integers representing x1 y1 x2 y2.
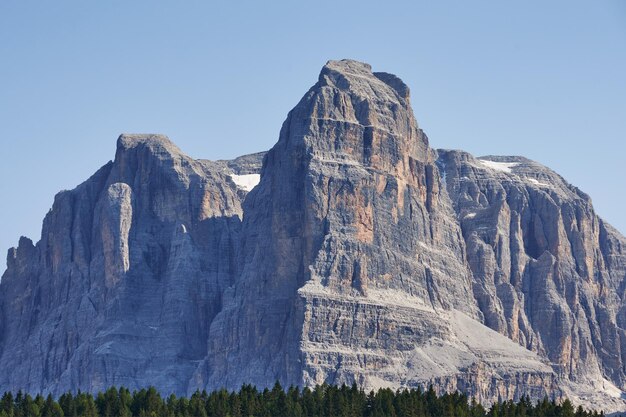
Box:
322 59 373 76
317 59 410 103
114 133 186 172
116 133 179 153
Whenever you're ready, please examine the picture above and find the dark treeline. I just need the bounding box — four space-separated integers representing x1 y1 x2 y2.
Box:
0 382 612 417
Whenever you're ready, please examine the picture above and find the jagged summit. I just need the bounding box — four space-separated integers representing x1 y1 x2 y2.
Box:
115 133 184 162
5 236 35 276
318 59 376 88
319 59 410 101
325 58 372 71
277 59 429 173
117 133 171 146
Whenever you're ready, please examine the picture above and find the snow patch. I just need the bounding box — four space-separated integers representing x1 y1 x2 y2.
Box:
527 178 550 187
464 212 477 219
230 173 260 191
478 159 519 173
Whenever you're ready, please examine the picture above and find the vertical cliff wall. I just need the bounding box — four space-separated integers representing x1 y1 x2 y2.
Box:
0 135 262 394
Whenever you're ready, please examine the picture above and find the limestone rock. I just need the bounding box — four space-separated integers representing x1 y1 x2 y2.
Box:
0 134 258 394
437 150 626 408
1 61 625 412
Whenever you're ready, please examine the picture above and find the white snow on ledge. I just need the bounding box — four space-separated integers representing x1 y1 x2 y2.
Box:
527 177 550 187
478 159 519 173
230 173 260 191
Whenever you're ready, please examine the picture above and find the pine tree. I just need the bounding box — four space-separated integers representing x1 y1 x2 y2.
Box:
41 394 63 417
188 391 207 417
0 382 611 417
0 392 14 417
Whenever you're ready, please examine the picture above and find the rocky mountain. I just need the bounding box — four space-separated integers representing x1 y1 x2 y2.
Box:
437 151 626 410
1 60 625 412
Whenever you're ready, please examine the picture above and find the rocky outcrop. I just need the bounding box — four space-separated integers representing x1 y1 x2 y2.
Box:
1 60 625 412
0 135 262 394
437 151 626 408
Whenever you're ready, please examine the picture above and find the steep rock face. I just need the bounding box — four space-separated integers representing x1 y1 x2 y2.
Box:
437 150 626 404
196 60 557 404
0 135 263 394
1 60 625 411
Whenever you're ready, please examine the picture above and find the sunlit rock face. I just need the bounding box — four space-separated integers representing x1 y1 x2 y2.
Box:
199 59 485 395
437 150 626 409
1 60 625 412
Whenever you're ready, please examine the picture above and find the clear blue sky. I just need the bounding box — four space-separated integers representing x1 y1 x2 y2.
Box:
1 1 625 272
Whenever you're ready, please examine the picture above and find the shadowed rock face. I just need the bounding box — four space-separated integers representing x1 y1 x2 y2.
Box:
0 135 262 394
1 60 625 411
